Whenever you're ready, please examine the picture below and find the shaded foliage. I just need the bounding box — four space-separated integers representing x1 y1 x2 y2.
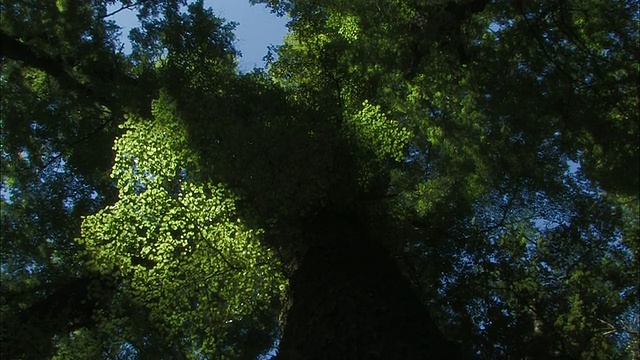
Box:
1 0 638 359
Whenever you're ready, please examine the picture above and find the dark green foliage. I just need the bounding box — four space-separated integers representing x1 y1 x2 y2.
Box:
1 0 638 359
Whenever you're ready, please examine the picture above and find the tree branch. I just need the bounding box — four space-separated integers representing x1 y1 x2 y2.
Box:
0 30 138 110
102 2 141 19
0 31 98 100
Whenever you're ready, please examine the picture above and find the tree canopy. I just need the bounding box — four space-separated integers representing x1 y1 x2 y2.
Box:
1 0 638 359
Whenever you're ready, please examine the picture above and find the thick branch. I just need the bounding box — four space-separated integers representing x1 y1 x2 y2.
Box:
0 31 137 111
1 32 98 100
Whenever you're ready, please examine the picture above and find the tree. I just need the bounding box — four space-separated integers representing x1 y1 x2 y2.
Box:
1 0 638 359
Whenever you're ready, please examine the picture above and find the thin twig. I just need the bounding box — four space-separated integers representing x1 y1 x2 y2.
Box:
102 2 140 19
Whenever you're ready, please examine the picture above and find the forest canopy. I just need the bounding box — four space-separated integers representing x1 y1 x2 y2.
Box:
1 0 638 359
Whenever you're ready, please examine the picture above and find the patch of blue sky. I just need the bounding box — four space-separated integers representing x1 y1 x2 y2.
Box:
107 0 288 71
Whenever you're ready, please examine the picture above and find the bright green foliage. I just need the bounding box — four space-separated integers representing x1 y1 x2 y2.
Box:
2 0 638 359
328 14 359 43
346 101 410 163
344 100 411 187
79 93 286 357
258 0 639 358
110 93 200 189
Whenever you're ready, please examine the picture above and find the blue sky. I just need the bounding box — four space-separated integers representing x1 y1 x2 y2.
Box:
111 0 289 71
209 0 289 71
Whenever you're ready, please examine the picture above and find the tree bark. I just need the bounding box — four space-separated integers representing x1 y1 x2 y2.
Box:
276 216 462 359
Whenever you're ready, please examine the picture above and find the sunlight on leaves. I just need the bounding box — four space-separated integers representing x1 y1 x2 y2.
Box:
79 92 286 355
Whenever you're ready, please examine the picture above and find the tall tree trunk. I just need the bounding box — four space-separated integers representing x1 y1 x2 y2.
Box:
276 217 462 359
